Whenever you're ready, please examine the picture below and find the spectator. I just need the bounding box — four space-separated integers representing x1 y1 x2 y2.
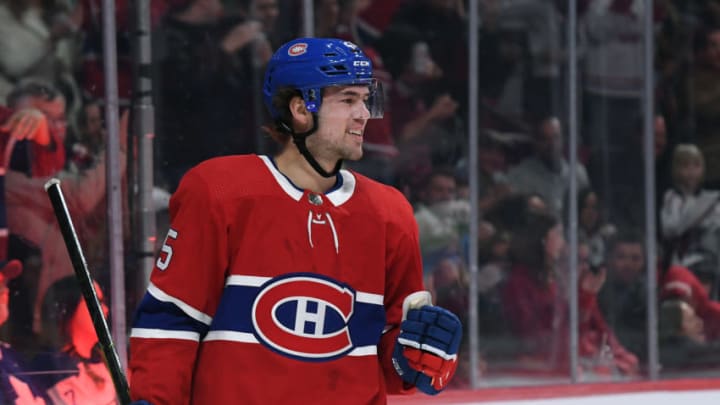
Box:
483 192 549 236
7 80 69 178
658 298 720 370
387 0 467 105
660 259 720 341
506 116 590 217
153 0 272 191
0 104 49 261
30 276 114 405
501 212 637 376
4 80 127 336
581 0 645 164
577 188 617 270
455 130 514 215
660 144 720 270
0 0 82 117
597 231 648 359
67 99 105 173
0 259 46 405
377 23 461 181
573 241 639 378
413 168 470 272
490 0 566 119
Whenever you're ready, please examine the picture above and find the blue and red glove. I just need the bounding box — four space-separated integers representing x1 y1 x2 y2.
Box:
392 293 462 395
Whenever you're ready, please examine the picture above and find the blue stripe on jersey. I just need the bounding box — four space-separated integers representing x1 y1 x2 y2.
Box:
210 285 386 348
132 293 210 337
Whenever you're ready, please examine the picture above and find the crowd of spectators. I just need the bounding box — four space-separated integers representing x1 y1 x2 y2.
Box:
0 0 720 402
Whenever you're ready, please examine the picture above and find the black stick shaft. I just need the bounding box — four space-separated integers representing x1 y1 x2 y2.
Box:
44 179 131 405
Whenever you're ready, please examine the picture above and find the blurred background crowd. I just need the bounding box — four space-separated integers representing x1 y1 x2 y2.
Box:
1 0 720 402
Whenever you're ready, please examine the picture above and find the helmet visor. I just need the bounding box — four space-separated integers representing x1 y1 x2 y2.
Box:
365 79 384 119
311 79 385 120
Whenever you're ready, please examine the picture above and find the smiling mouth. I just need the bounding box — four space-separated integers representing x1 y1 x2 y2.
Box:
348 130 363 138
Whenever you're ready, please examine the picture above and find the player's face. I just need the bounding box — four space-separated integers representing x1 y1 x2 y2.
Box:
308 85 370 162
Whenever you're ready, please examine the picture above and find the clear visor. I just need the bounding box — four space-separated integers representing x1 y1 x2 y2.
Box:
365 80 384 119
311 80 385 120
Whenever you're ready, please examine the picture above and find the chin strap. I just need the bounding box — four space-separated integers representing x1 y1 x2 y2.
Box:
276 114 342 178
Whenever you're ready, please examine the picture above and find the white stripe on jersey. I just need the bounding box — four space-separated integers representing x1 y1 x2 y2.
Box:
204 331 257 343
226 275 269 287
204 330 377 356
131 328 200 341
225 276 384 305
355 291 384 305
147 283 213 325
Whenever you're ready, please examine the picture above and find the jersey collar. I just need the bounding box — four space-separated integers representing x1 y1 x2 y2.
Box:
259 155 356 207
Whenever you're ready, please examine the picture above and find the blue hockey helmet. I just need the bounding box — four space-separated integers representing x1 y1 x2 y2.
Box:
263 38 384 121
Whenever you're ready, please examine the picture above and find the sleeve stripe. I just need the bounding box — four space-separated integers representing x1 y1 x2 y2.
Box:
356 291 384 305
147 283 213 325
204 330 257 343
225 275 270 287
130 328 200 341
347 346 378 356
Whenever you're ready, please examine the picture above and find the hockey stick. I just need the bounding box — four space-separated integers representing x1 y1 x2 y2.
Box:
44 178 132 405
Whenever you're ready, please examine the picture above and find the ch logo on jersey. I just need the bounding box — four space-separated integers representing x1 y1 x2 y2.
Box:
252 273 355 361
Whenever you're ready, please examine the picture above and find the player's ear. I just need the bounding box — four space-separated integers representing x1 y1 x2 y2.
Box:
289 96 311 128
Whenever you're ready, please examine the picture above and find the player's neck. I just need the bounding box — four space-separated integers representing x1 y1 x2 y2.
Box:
274 150 338 193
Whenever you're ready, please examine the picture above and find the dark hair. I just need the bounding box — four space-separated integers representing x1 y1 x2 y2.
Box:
6 79 61 108
607 229 645 257
576 187 599 230
40 276 84 350
509 211 559 271
376 23 426 78
262 87 302 145
420 166 457 191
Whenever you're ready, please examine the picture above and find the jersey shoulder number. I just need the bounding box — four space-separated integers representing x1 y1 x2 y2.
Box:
156 228 179 271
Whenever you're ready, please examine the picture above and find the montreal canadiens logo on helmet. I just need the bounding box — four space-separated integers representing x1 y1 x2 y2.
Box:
288 43 308 57
252 274 356 361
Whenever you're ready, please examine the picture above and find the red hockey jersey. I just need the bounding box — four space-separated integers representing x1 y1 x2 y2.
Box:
129 155 423 405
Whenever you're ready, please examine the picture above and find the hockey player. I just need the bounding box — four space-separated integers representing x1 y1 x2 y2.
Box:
129 38 462 404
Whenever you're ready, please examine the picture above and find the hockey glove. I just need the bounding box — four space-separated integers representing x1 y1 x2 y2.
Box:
130 401 153 405
392 292 462 395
